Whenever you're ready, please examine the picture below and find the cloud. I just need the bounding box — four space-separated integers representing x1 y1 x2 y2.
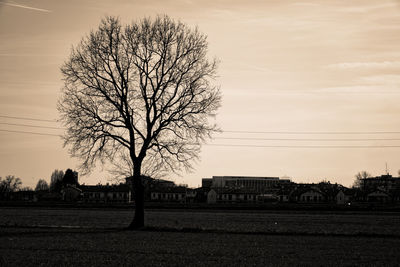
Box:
316 85 400 94
291 2 320 8
326 61 400 70
0 1 51 13
340 3 399 14
359 74 400 85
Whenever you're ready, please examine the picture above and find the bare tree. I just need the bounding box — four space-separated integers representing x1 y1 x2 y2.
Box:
0 175 22 192
353 171 372 188
0 175 22 199
58 16 221 228
35 179 49 191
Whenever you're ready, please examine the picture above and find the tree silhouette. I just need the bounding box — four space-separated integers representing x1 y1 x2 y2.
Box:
62 169 79 186
0 175 22 199
353 171 372 188
50 169 64 192
58 16 221 228
35 179 49 191
0 175 22 192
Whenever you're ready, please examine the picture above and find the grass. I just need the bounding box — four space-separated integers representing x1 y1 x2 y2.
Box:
1 207 400 266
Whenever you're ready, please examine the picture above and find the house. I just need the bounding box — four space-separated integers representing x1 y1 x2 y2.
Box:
207 188 259 203
150 186 187 202
367 189 391 203
185 188 197 203
203 175 292 193
276 186 293 202
334 189 355 205
296 187 326 203
193 187 210 203
207 189 217 204
80 184 131 203
335 190 347 205
62 185 82 202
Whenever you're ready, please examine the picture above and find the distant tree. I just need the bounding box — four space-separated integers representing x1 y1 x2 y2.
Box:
0 175 22 192
50 169 64 192
35 179 49 191
62 169 79 186
353 171 372 188
58 16 221 228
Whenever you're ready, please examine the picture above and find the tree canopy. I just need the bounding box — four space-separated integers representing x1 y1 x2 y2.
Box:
50 169 64 192
62 169 79 186
0 175 22 193
35 179 49 191
353 171 372 188
58 15 221 228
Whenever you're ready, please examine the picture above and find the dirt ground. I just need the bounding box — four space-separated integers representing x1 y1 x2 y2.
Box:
1 207 400 266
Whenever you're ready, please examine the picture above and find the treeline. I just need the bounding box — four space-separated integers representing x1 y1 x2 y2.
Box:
0 168 79 198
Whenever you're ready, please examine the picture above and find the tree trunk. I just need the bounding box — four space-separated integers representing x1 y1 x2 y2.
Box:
128 165 145 229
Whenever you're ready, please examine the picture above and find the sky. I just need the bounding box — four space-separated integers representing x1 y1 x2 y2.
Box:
1 0 400 188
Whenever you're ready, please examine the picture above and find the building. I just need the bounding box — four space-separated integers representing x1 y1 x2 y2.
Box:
335 189 352 205
367 189 391 203
203 176 292 193
297 188 326 203
202 175 297 204
207 188 259 204
361 174 400 192
62 185 82 201
150 186 187 202
80 184 131 203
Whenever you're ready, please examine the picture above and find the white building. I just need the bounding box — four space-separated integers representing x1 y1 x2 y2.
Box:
204 176 291 193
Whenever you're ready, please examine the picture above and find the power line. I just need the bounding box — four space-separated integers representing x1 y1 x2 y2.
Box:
0 129 60 137
222 130 400 135
206 144 400 148
2 114 400 136
0 122 63 130
0 115 56 122
3 122 400 140
1 129 400 148
216 137 400 141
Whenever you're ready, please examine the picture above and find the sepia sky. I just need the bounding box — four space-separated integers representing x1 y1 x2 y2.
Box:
1 0 400 188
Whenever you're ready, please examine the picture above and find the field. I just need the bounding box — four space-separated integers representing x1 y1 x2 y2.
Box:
1 207 400 266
